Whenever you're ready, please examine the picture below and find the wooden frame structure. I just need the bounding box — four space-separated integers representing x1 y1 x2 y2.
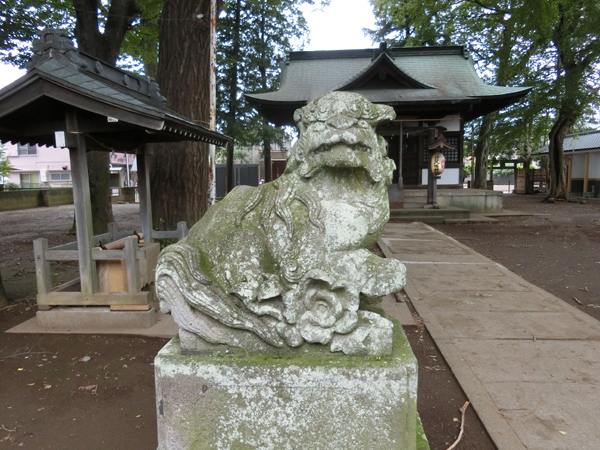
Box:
0 29 231 310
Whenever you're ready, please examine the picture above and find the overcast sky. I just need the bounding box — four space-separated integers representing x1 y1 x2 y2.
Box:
301 0 375 51
0 0 376 89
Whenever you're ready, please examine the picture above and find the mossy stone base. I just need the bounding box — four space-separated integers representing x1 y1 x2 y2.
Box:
155 329 429 450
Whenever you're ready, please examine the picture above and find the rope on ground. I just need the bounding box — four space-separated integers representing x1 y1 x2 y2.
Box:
445 401 470 450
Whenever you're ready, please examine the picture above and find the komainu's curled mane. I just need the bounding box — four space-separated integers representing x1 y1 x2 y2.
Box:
156 92 406 357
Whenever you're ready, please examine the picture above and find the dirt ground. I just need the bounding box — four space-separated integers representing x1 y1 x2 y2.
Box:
1 195 598 449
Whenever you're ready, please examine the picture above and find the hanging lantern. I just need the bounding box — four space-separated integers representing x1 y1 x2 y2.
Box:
430 152 446 175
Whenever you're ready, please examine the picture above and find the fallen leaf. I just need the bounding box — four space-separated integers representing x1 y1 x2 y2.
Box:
44 384 52 389
80 356 91 363
559 431 567 435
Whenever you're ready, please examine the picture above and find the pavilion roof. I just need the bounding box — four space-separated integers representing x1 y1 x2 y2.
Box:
246 45 531 126
536 130 600 154
0 29 230 151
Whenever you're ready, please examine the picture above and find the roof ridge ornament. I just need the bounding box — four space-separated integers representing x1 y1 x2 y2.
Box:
373 42 394 61
27 28 88 70
25 28 167 106
148 78 167 104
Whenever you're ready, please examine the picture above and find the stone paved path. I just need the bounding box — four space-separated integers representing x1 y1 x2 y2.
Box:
380 222 600 450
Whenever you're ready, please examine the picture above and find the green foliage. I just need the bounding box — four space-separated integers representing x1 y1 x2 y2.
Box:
0 143 13 179
0 0 160 75
0 1 76 67
4 182 19 190
368 0 600 178
217 0 312 149
118 0 162 76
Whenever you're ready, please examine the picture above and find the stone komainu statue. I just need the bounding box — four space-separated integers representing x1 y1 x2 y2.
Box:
156 92 406 357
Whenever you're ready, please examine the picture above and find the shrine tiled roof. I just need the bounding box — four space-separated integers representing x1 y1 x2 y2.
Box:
246 46 531 126
0 29 231 150
537 130 600 154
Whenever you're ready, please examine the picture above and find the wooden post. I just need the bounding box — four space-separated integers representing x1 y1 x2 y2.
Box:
138 146 154 243
226 141 234 193
124 236 141 293
177 221 188 240
66 110 97 295
398 122 403 188
583 152 590 194
33 238 52 295
426 128 435 206
567 155 573 193
108 222 118 241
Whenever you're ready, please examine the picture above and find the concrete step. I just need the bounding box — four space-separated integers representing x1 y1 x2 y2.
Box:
390 206 470 223
445 215 499 224
389 215 446 224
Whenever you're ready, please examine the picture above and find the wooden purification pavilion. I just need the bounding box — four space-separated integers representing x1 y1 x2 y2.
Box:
0 29 230 319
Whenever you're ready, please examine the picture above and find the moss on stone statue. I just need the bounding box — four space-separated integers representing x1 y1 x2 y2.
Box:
155 319 426 450
165 316 414 370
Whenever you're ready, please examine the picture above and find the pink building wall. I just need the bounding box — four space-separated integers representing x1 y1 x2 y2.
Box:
2 142 135 188
4 142 71 187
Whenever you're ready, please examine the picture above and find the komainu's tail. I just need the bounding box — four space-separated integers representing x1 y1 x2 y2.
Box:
156 242 284 348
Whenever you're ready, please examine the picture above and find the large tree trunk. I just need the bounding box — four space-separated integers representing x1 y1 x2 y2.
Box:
473 113 496 189
150 0 213 230
72 0 140 234
546 113 573 201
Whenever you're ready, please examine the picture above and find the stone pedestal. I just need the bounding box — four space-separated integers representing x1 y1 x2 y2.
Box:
155 328 429 450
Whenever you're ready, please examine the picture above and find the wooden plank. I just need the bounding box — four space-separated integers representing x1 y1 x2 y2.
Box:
7 119 131 136
137 147 154 243
49 231 112 252
0 78 45 118
108 223 119 241
45 250 80 261
53 278 80 292
151 230 178 239
110 304 152 311
124 236 141 293
50 241 78 251
92 249 126 260
67 109 98 295
45 249 144 262
177 221 188 240
93 232 113 247
37 291 150 306
33 238 52 295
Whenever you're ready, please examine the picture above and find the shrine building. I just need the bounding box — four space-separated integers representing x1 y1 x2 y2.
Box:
246 44 530 191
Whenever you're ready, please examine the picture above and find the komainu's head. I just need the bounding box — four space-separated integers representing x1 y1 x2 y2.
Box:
285 92 396 184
